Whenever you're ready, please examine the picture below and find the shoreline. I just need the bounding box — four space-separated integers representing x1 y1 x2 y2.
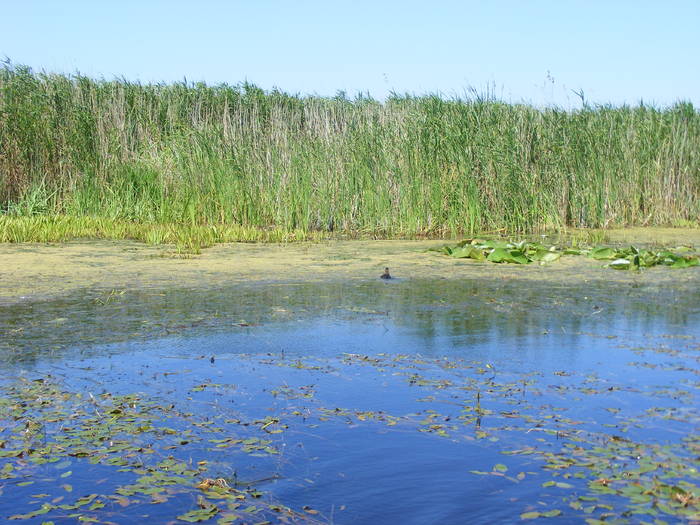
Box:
1 227 699 304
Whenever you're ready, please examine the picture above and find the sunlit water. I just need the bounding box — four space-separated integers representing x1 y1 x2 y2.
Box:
1 277 699 524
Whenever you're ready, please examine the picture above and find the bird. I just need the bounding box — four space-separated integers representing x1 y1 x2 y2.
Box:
380 267 392 279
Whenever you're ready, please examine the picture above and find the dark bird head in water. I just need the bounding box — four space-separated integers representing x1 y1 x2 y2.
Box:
381 267 392 279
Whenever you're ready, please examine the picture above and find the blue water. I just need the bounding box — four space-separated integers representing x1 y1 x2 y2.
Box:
1 276 699 524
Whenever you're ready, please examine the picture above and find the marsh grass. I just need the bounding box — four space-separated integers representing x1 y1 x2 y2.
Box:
1 62 699 244
0 215 323 253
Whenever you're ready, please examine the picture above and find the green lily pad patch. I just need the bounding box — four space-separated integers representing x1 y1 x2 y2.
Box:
431 238 699 270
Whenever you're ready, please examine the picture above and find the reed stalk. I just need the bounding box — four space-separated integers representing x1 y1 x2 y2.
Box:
1 62 698 239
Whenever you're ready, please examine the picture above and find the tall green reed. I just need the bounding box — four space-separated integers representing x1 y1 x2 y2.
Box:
1 62 698 236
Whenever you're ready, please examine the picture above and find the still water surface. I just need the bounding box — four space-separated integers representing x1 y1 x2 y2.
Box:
1 276 698 523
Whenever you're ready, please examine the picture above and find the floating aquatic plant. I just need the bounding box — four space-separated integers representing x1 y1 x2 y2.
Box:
432 239 699 269
2 329 698 522
0 377 312 524
430 238 562 264
588 245 699 270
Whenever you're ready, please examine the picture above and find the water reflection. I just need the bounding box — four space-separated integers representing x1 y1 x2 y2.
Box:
1 276 698 367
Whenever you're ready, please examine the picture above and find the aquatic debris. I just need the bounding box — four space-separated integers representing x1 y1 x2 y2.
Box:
196 478 230 490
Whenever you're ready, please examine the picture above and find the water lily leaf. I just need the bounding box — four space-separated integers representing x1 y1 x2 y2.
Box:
506 250 530 264
487 247 510 263
520 511 540 519
73 494 98 507
539 252 561 263
671 257 699 268
429 245 452 255
470 249 487 261
177 506 219 522
217 515 241 525
608 258 630 270
450 246 477 259
0 450 24 458
9 503 53 520
590 247 616 260
493 463 508 473
541 510 562 517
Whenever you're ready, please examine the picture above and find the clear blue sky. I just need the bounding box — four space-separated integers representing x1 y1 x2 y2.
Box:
2 0 698 108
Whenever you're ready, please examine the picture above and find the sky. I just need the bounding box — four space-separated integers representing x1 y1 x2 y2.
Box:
2 0 699 108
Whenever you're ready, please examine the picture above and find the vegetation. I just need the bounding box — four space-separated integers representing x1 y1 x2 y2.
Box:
433 238 700 269
0 215 324 254
1 61 699 245
0 376 310 524
2 349 698 522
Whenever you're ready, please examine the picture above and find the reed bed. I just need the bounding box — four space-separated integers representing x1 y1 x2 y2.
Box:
1 62 699 242
0 215 323 253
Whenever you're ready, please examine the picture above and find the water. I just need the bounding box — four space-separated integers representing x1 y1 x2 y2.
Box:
1 276 699 524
